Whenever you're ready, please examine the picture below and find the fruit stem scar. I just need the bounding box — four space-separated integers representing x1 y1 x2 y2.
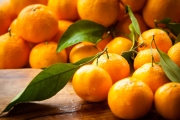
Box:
150 35 155 67
8 28 12 36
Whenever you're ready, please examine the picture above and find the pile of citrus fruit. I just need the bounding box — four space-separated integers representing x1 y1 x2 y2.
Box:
1 0 180 119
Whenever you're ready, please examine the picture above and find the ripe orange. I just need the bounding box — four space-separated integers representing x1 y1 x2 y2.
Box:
48 0 78 21
10 0 48 17
154 82 180 119
167 42 180 67
77 0 120 27
29 41 67 68
137 28 172 53
69 42 101 63
105 37 132 55
132 63 170 93
51 20 73 43
0 0 12 35
97 32 113 50
120 0 147 12
9 18 17 33
118 2 126 20
115 13 149 36
16 4 58 43
133 48 160 70
92 53 130 84
108 77 153 119
72 64 112 102
142 0 180 28
0 32 31 69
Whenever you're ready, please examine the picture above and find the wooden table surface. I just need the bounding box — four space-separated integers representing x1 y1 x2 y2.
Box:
0 69 165 120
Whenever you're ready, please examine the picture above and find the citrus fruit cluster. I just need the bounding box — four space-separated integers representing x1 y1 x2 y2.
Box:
0 0 180 119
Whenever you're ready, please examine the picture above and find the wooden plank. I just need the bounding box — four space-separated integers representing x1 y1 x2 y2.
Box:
0 69 164 120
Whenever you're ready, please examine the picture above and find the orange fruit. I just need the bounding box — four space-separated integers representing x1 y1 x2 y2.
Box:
0 32 31 69
10 0 48 17
48 0 78 21
115 13 149 36
132 63 170 93
105 37 133 55
142 0 180 28
118 2 126 20
0 0 13 35
97 32 113 50
9 18 17 33
77 0 120 27
137 28 172 53
92 53 130 84
133 48 160 70
167 42 180 67
51 20 73 43
154 82 180 119
108 77 153 119
72 64 113 102
69 42 101 63
29 41 67 68
16 4 58 43
120 0 147 12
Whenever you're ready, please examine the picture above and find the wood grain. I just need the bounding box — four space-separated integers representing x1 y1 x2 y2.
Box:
0 69 165 120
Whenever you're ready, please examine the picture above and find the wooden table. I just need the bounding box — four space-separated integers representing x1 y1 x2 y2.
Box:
0 69 165 120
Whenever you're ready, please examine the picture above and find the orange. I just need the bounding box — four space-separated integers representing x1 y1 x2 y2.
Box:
97 32 113 50
9 18 17 33
118 2 126 20
115 13 149 36
10 0 48 17
132 63 170 93
167 42 180 67
0 32 31 69
92 53 130 83
120 0 147 12
69 42 101 63
142 0 180 28
133 48 160 70
154 82 180 119
137 28 172 53
105 37 133 55
48 0 78 21
29 41 67 68
72 64 112 102
0 0 13 35
77 0 120 27
51 20 73 43
108 77 153 119
16 4 58 43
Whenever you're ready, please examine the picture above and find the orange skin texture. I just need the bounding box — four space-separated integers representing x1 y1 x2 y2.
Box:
0 1 12 35
137 29 172 53
168 42 180 67
92 53 130 84
132 63 170 93
72 65 113 102
16 4 59 43
133 48 160 70
77 0 120 27
106 37 133 55
29 41 67 68
108 77 153 119
69 42 101 63
143 0 180 28
154 82 180 119
48 0 78 21
0 33 31 69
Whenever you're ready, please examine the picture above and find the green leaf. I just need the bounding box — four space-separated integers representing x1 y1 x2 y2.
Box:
56 20 107 52
166 23 180 36
125 5 141 35
1 48 109 114
1 63 80 113
175 34 180 44
157 48 180 82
